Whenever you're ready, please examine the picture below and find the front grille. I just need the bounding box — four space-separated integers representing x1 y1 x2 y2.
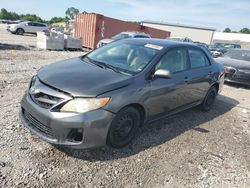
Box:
23 109 56 139
30 92 62 109
234 70 250 81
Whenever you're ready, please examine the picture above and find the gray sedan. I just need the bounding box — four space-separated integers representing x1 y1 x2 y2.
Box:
216 49 250 86
20 39 225 149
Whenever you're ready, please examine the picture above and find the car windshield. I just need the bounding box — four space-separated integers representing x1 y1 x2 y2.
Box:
85 40 162 75
224 50 250 62
112 33 130 40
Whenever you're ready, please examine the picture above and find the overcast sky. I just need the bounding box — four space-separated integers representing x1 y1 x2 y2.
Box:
1 0 249 31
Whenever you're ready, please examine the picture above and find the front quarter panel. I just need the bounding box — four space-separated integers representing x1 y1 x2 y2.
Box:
99 77 150 118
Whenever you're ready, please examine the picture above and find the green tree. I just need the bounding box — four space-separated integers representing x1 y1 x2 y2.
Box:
0 8 20 20
9 11 20 20
0 8 8 19
49 17 66 24
239 28 250 34
223 28 231 33
20 14 44 22
65 7 79 21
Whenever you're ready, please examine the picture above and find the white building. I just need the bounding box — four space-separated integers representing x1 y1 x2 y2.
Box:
143 21 216 44
213 32 250 43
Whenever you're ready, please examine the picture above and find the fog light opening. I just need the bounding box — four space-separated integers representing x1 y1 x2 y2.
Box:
67 129 83 142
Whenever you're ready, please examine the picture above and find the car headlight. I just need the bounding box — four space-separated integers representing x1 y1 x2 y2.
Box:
60 98 110 113
29 75 37 88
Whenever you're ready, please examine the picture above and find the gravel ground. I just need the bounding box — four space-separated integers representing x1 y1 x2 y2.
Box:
0 24 36 49
0 24 250 188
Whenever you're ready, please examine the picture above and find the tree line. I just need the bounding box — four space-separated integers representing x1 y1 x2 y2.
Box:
1 7 249 34
0 7 81 24
223 27 250 34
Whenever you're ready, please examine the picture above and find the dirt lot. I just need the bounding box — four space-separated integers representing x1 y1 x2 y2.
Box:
0 23 249 188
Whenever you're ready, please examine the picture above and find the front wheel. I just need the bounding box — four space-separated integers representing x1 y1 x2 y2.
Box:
201 86 217 112
16 28 24 35
107 107 141 148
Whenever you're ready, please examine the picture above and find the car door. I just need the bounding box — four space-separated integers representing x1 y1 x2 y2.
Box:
146 48 194 120
25 22 37 33
187 47 213 101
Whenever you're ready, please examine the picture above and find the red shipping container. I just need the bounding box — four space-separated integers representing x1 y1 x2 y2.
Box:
75 13 170 49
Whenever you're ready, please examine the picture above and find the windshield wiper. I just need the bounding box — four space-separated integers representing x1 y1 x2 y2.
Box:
82 56 105 69
82 56 124 74
93 60 123 74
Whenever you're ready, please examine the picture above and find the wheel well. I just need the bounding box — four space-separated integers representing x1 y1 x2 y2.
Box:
16 28 24 32
122 103 146 126
211 83 219 93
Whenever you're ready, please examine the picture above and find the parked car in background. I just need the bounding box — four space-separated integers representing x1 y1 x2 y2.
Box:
7 21 49 35
20 38 224 149
216 49 250 86
0 19 22 24
195 42 212 56
167 36 193 43
96 31 151 48
209 43 241 58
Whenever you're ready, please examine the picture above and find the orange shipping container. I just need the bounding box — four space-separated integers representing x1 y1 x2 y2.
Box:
75 13 170 49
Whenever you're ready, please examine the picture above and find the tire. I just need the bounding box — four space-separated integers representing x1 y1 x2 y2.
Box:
16 28 24 35
201 86 217 112
107 107 141 148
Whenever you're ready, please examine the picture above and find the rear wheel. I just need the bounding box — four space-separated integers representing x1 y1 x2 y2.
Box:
16 28 24 35
201 86 217 112
107 107 140 148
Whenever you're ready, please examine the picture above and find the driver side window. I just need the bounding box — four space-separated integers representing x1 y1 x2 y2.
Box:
156 48 188 73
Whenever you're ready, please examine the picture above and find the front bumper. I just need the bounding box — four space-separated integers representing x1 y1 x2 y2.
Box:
7 27 15 33
225 78 250 86
225 68 250 86
20 93 115 149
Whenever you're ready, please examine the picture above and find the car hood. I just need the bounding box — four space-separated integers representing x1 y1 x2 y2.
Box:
8 24 18 27
99 38 114 44
215 57 250 70
37 57 132 97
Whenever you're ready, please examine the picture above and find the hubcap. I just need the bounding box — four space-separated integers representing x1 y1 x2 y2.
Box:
114 114 134 140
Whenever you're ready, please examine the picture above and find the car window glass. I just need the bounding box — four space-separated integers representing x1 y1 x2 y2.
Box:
112 33 130 40
38 23 46 27
34 23 41 27
134 35 149 38
156 49 188 73
27 22 34 26
188 48 210 68
224 50 250 61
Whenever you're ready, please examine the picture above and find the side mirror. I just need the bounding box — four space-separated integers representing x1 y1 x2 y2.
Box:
153 69 171 79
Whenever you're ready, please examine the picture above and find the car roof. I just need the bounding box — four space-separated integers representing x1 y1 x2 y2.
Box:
227 49 250 52
20 21 47 24
123 38 198 48
120 31 149 36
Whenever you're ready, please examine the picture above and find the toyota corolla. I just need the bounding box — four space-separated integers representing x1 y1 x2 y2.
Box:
20 39 225 149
